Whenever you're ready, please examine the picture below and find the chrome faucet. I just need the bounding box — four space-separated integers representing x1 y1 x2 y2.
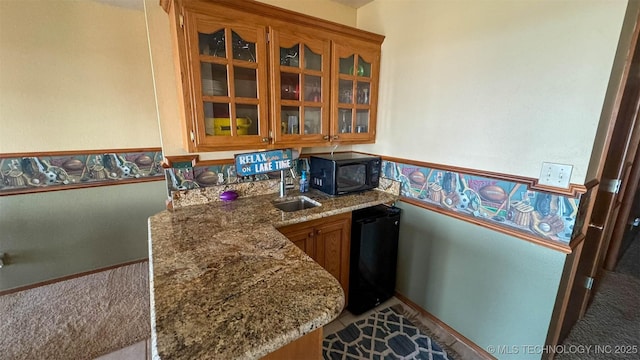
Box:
279 168 297 197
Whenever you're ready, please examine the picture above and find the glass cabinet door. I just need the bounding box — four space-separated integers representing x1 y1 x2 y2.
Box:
332 42 380 142
187 16 269 149
271 29 331 145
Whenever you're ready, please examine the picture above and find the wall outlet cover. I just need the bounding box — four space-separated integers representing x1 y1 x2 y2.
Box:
539 162 573 189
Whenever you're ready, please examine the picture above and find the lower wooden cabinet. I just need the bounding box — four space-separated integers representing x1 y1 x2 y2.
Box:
261 327 322 360
278 212 351 304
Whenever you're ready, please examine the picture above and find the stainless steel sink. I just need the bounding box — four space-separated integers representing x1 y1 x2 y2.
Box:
272 196 321 212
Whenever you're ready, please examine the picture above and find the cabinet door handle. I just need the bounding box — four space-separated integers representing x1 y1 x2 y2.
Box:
262 137 270 143
323 135 330 141
308 232 315 237
332 135 339 141
316 229 322 234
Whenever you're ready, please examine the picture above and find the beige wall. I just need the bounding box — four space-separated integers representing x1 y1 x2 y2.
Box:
355 0 628 185
352 0 632 354
0 0 166 291
145 0 356 160
587 1 640 181
256 0 357 26
0 0 160 152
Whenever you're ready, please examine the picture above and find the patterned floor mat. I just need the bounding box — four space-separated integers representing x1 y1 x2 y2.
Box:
323 306 452 360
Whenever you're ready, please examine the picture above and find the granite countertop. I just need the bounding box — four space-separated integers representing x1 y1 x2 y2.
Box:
148 189 398 360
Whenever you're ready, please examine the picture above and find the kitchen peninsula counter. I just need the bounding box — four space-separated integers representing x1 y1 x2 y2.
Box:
148 189 397 359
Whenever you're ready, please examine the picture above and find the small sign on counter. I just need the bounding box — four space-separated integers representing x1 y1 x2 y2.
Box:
235 149 292 177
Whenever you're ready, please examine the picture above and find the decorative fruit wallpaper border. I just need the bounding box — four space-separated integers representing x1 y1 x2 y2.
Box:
0 149 164 196
380 159 580 244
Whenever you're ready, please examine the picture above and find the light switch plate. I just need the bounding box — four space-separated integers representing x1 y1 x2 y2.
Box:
539 162 573 188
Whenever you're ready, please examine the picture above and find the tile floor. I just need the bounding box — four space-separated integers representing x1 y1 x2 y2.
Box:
324 296 485 360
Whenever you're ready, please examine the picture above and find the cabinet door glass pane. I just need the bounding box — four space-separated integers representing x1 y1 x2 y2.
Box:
234 66 257 98
231 31 256 62
304 45 321 71
280 44 300 67
201 63 227 96
204 102 230 136
356 109 369 133
356 82 370 105
338 109 352 134
304 107 321 134
357 56 371 77
236 104 259 136
199 30 225 57
281 106 300 135
339 54 355 75
281 72 300 100
304 75 321 102
338 79 353 104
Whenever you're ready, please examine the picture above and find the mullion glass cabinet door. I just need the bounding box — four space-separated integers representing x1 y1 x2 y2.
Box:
187 14 269 149
199 28 261 138
332 41 380 142
271 29 330 144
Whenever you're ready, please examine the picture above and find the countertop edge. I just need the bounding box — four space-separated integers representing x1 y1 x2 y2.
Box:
148 189 398 359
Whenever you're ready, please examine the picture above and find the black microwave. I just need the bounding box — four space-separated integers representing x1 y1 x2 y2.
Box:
309 153 381 196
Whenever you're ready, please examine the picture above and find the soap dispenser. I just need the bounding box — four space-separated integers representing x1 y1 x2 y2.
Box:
299 170 309 193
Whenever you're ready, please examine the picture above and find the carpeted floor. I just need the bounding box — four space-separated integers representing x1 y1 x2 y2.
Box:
616 235 640 279
558 239 640 360
323 304 454 360
0 262 150 360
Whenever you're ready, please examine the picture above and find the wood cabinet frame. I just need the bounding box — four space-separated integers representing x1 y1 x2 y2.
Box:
163 0 384 152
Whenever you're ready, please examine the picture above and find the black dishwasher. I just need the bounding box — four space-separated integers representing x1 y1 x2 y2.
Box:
348 204 401 315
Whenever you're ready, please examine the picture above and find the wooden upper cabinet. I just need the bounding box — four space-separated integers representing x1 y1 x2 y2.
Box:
270 29 331 146
331 41 380 144
182 13 271 151
165 0 384 152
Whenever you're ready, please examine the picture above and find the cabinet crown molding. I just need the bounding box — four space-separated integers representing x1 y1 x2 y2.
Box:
160 0 385 44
